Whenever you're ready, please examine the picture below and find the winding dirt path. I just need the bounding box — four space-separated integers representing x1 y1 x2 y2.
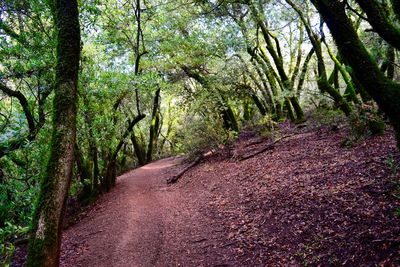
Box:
55 127 400 266
60 157 230 267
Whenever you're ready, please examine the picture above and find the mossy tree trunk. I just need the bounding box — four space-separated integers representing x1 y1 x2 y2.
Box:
182 65 239 132
103 114 146 191
27 0 80 266
328 65 340 90
234 54 274 114
311 0 400 147
82 94 100 193
74 143 92 198
323 42 359 104
251 94 267 116
247 50 277 113
380 45 396 80
234 83 267 117
249 47 284 117
158 110 173 154
0 77 51 159
286 0 352 116
131 132 146 166
296 48 314 98
248 2 305 123
221 103 239 132
354 0 400 50
146 88 161 163
284 99 296 122
243 99 251 121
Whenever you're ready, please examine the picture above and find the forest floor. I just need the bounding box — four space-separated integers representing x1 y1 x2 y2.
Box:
13 123 400 266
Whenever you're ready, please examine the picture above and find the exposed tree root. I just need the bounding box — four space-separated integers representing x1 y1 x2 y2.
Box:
168 134 296 183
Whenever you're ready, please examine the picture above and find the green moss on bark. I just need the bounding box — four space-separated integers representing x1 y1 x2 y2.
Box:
312 0 400 147
27 0 80 265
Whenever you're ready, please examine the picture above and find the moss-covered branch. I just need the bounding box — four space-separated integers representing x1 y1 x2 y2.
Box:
354 0 400 50
311 0 400 147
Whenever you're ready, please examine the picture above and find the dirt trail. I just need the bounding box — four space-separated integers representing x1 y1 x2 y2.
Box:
56 126 400 266
60 157 227 267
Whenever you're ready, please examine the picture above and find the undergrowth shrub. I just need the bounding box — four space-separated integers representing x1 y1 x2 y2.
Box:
0 222 29 266
175 114 237 157
253 114 279 139
312 107 345 129
386 155 400 217
309 104 385 147
344 103 385 147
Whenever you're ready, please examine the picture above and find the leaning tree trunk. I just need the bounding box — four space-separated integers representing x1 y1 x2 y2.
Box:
248 4 305 123
103 114 146 191
27 0 80 266
311 0 400 147
285 0 352 116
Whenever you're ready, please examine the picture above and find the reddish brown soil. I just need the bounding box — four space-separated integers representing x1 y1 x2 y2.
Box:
60 157 231 266
13 124 400 266
192 125 400 266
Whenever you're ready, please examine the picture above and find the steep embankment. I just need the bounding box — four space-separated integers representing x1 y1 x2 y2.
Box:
40 125 400 266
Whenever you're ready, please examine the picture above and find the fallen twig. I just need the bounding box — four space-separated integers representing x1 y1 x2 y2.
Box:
244 138 266 148
239 135 294 161
167 155 203 184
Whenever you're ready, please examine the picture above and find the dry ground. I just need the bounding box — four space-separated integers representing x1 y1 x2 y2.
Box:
13 124 400 266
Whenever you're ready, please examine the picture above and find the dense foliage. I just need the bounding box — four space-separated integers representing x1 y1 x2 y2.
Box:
0 0 398 264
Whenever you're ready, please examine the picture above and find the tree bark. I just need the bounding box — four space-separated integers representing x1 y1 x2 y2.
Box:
380 45 395 80
0 82 44 159
182 66 239 131
103 114 146 191
296 48 314 97
311 0 400 147
146 88 161 163
354 0 400 50
248 2 305 122
74 143 92 198
286 0 352 116
131 132 146 166
27 0 80 265
82 95 100 193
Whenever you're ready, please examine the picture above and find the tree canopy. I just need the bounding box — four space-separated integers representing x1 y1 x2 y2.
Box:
0 0 399 265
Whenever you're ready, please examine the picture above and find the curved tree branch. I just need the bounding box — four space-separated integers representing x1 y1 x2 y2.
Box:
354 0 400 50
0 81 35 134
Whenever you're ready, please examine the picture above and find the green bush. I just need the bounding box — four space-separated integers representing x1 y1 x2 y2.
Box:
0 222 29 266
350 103 385 138
312 107 345 129
368 119 385 135
174 114 237 156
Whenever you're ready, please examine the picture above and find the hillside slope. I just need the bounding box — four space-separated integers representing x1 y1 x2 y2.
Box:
13 124 400 266
176 125 400 265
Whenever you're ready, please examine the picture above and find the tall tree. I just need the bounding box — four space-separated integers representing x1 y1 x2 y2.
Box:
27 0 80 265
